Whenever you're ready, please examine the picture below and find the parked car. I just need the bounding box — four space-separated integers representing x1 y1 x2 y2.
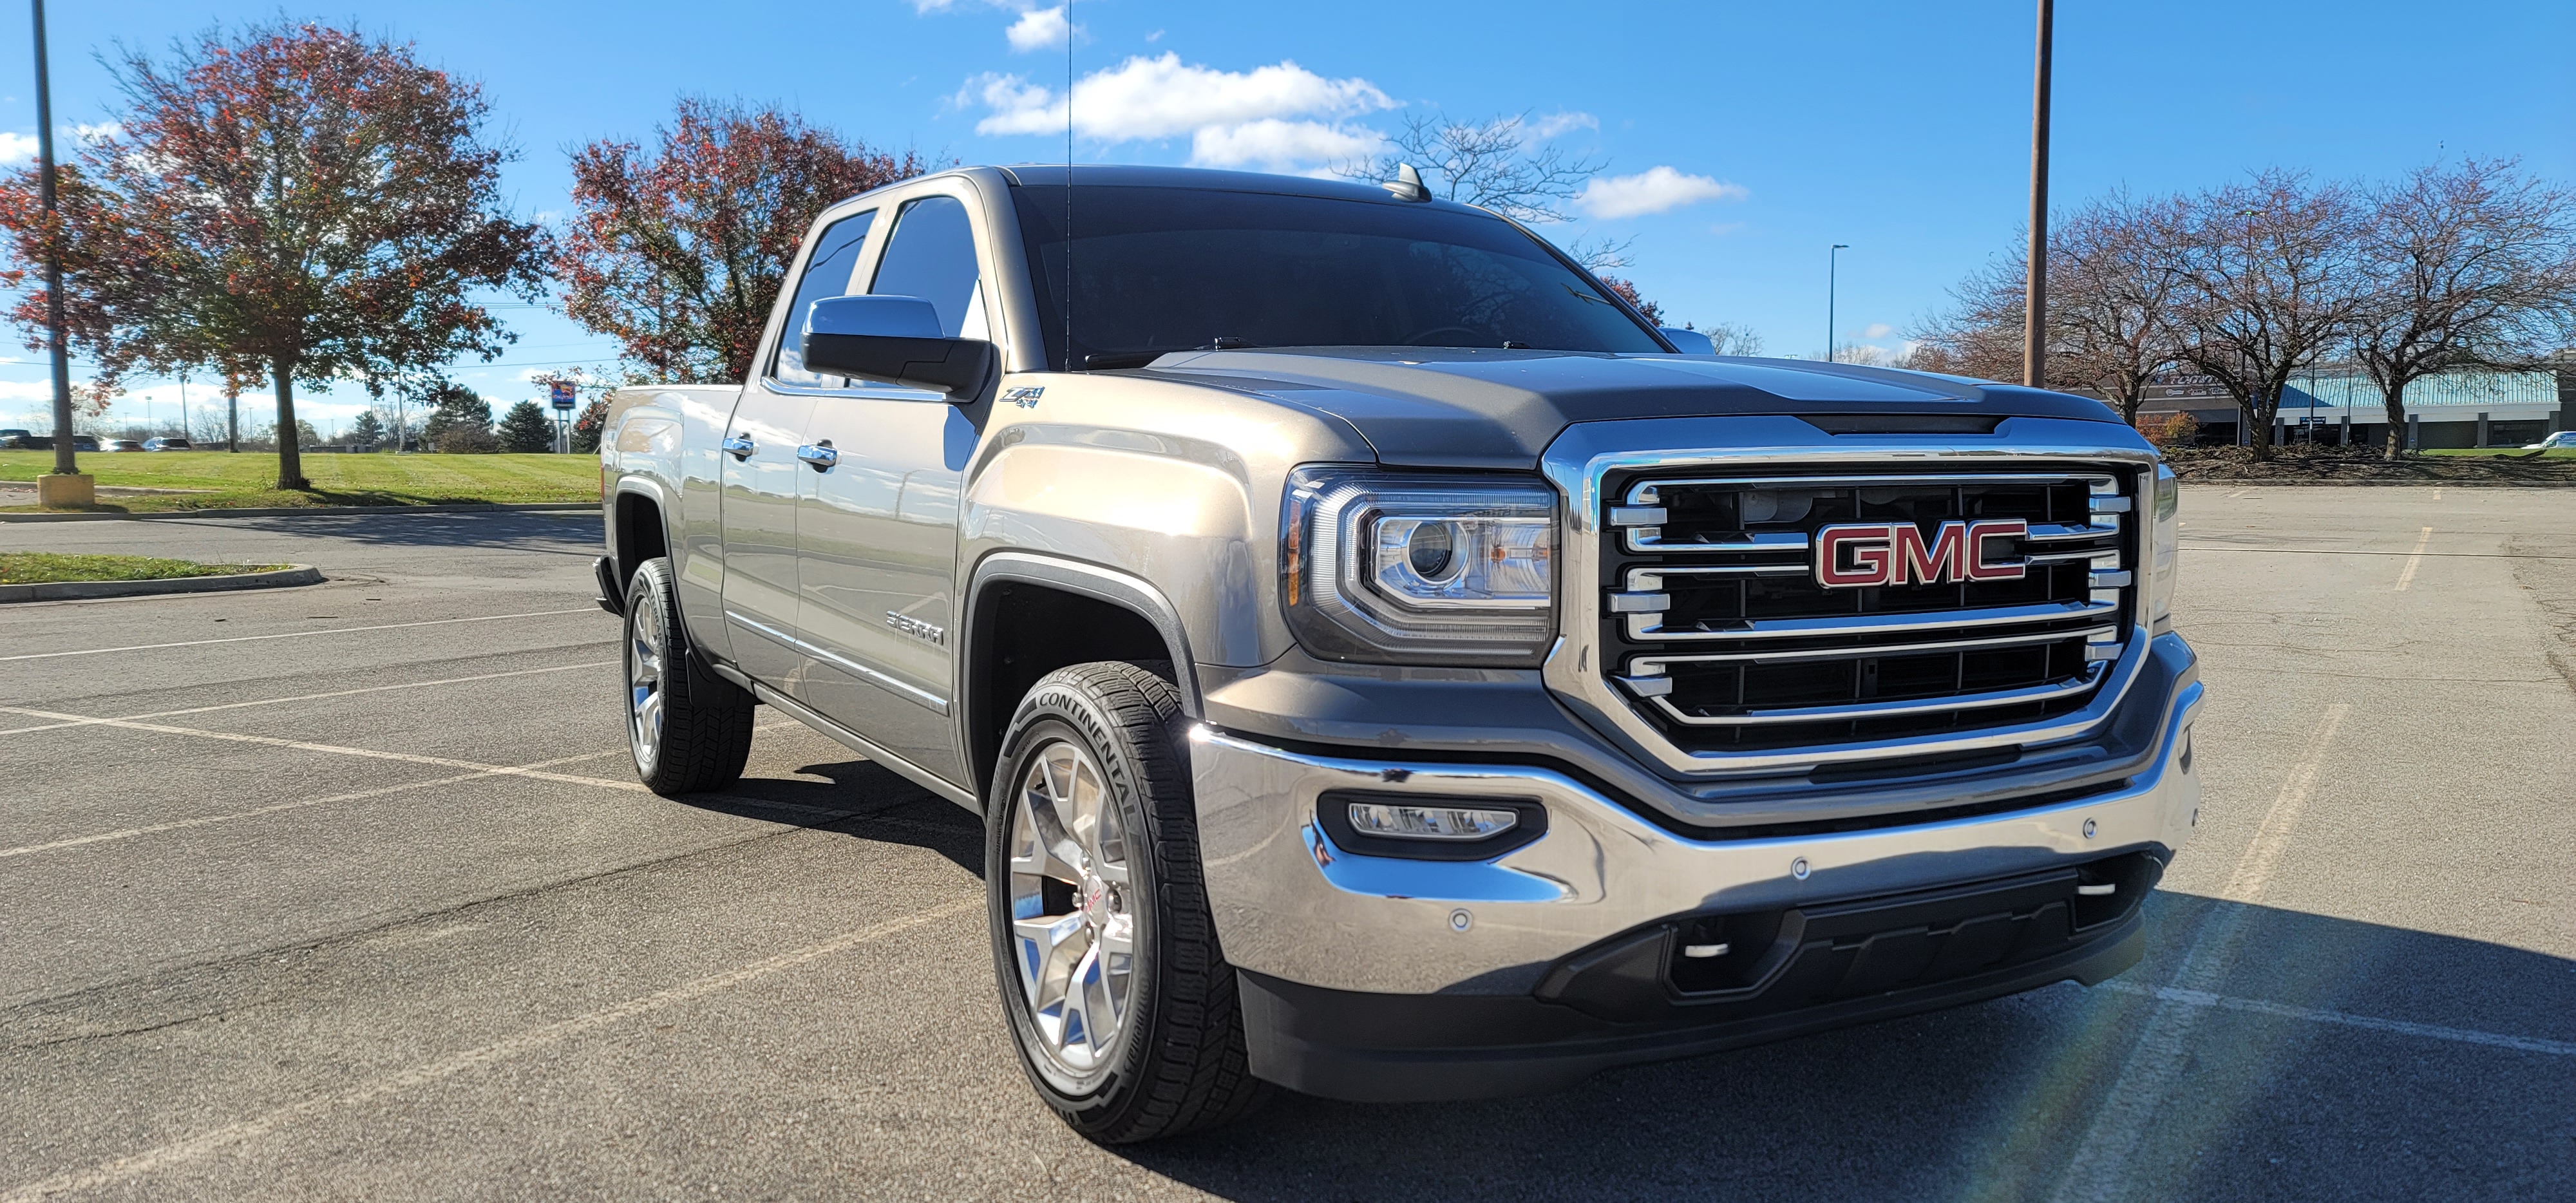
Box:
100 439 146 453
70 435 97 451
143 437 193 451
594 165 2201 1141
2522 431 2576 450
0 428 30 445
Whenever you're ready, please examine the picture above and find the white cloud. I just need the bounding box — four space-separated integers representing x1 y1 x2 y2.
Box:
1863 323 1896 339
71 121 121 143
1189 119 1383 171
1146 28 1164 42
969 53 1396 144
0 132 37 164
1006 6 1071 52
1576 166 1748 220
1526 111 1597 140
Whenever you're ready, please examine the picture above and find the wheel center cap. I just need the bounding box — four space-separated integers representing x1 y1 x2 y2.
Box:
1081 873 1111 927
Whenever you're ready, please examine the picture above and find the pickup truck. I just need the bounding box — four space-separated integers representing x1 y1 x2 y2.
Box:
593 164 2202 1142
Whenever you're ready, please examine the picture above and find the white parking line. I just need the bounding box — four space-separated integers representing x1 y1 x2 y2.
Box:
0 607 600 663
0 661 618 737
2049 703 2352 1201
0 896 981 1203
2093 981 2576 1057
0 721 806 861
0 706 645 790
2393 526 2434 591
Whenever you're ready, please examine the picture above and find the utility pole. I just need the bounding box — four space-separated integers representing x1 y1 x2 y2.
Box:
226 388 238 451
2022 0 2054 390
1826 244 1850 363
30 0 89 506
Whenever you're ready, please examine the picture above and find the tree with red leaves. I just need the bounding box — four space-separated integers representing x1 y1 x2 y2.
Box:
1595 275 1664 328
556 99 936 384
0 21 547 489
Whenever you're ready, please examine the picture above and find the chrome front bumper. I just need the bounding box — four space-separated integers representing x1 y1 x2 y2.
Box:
1188 670 2204 997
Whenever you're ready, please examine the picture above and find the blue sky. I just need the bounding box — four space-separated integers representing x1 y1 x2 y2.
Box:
2 0 2570 434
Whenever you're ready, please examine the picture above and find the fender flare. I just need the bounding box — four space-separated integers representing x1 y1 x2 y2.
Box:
961 551 1203 719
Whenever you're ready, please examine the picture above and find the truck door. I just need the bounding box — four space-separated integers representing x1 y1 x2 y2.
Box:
791 191 983 785
719 209 879 693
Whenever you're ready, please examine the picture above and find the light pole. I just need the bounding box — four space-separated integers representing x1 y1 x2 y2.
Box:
2022 0 2054 389
1827 243 1850 362
30 0 88 505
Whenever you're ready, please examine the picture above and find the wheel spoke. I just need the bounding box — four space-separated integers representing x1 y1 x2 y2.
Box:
1062 940 1103 1058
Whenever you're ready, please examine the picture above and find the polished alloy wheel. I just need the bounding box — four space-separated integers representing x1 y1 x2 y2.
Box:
1006 737 1137 1077
626 598 667 773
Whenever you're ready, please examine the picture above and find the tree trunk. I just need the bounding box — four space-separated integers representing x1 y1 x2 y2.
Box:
272 359 308 490
2380 378 2407 460
2246 395 2277 461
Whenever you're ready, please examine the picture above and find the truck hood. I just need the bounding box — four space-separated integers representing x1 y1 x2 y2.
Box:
1139 347 2122 469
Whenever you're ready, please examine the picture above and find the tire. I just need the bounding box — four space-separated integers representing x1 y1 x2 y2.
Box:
621 557 755 795
987 661 1269 1142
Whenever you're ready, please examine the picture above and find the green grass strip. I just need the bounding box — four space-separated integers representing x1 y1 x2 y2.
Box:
0 553 285 585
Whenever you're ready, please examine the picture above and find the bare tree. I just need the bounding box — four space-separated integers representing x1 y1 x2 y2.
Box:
1701 322 1764 356
1913 195 2185 421
2165 171 2371 460
1335 113 1605 225
2350 158 2576 459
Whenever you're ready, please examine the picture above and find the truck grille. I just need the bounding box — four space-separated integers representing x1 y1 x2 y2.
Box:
1601 469 2135 753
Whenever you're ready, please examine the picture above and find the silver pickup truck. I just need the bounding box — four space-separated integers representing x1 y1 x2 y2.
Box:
593 164 2202 1142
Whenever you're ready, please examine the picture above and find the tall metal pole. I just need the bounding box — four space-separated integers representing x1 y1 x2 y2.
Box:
2022 0 2054 389
1827 244 1850 362
32 0 75 477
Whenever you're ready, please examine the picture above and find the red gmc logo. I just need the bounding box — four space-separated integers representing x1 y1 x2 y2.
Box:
1814 520 2029 589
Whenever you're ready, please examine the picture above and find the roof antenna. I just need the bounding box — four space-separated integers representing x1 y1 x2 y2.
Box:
1383 162 1430 202
1064 0 1075 372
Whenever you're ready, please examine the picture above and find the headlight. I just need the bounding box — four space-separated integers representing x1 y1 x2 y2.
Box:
1282 467 1558 665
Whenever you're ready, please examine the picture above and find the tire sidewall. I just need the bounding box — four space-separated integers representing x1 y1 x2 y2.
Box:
987 679 1168 1119
622 560 676 784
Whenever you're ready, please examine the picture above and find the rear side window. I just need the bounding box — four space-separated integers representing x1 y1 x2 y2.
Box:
770 209 878 385
869 195 985 338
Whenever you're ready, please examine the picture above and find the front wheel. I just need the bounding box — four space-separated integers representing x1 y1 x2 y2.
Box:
622 557 755 795
987 661 1268 1142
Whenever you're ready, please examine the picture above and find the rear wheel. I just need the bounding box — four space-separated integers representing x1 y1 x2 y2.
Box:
622 558 755 795
987 661 1267 1142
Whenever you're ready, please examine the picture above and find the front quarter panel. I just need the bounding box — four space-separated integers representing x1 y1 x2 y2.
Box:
960 372 1375 668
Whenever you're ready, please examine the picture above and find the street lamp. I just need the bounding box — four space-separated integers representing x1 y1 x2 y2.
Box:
29 0 88 506
2023 0 2053 389
1827 244 1851 363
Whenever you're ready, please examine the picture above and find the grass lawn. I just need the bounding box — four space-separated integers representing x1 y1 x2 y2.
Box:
0 552 285 584
0 451 599 511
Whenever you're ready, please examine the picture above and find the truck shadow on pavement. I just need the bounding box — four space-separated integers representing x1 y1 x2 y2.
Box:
1120 896 2575 1203
654 764 2575 1202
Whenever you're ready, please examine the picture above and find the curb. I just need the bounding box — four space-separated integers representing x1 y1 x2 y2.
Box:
0 564 324 603
0 502 600 523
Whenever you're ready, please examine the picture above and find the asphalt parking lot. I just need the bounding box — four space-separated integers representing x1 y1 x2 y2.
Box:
2 489 2571 1202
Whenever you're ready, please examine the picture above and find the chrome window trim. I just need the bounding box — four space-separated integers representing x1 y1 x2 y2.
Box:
1537 415 2160 777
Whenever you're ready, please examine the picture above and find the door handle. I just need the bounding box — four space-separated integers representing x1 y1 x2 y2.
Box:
721 435 755 460
796 442 839 469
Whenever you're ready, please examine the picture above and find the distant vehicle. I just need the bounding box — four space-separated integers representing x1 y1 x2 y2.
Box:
1 434 46 450
0 428 29 443
70 435 98 452
143 437 193 451
100 439 146 453
2523 431 2576 451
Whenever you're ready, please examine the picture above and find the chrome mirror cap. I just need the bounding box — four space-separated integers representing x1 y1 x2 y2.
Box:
806 294 943 339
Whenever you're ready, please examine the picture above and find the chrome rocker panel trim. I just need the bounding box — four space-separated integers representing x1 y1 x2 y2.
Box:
1186 672 2202 998
1539 415 2161 777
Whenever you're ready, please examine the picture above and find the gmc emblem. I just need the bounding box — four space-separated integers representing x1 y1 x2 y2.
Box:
1814 520 2029 589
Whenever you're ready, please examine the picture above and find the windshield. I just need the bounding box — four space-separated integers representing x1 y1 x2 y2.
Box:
1010 184 1665 370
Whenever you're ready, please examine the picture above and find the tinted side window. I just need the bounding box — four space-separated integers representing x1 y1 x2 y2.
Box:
870 195 983 337
770 209 878 384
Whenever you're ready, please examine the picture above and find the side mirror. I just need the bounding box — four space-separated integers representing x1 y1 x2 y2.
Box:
801 295 997 400
1657 327 1716 355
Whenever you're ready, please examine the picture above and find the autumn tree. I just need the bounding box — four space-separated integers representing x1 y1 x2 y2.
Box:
1595 276 1664 326
2164 171 2372 460
2350 158 2576 459
556 99 936 384
0 22 548 489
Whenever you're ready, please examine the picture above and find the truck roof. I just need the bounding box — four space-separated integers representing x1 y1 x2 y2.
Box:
992 164 1461 209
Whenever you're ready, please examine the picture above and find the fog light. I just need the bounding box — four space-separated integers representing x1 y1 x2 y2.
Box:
1347 800 1518 841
